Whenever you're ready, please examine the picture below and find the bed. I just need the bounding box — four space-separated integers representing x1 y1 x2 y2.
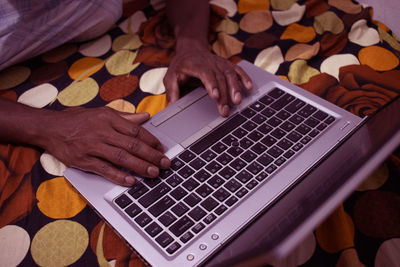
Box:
1 0 400 266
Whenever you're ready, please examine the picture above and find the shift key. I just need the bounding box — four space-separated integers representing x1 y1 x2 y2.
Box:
139 183 171 208
169 216 194 237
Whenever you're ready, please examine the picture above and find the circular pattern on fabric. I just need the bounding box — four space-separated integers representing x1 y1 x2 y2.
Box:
210 0 237 17
288 60 320 84
239 10 273 33
79 34 112 57
17 83 58 108
238 0 269 14
255 45 284 74
328 0 362 14
320 54 360 80
36 177 86 219
271 0 296 11
139 67 168 95
357 163 389 191
30 61 69 85
68 57 104 80
42 43 78 63
358 46 399 71
57 78 99 107
136 94 168 117
216 18 239 35
0 225 30 267
0 66 31 90
285 42 320 61
119 11 147 34
100 75 138 101
212 32 244 59
105 50 140 76
40 152 67 177
315 205 355 253
353 191 400 238
348 19 379 47
281 23 316 43
272 3 306 26
313 11 344 35
31 220 89 266
106 99 136 113
270 232 316 266
337 248 365 266
112 34 142 52
375 238 400 267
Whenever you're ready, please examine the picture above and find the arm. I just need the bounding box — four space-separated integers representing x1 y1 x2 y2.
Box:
164 0 253 117
0 98 170 186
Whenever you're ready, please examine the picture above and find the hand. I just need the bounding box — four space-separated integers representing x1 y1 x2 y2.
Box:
41 107 170 186
163 43 253 117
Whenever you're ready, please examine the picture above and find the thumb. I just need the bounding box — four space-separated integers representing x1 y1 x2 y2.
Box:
164 72 180 104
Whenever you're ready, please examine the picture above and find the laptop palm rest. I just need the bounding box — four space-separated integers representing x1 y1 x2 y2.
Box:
155 94 220 144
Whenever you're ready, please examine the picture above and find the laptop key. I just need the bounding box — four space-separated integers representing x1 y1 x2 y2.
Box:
227 146 244 157
225 196 239 207
296 124 311 135
115 194 132 209
251 142 267 154
267 146 284 158
219 166 236 179
215 205 228 215
182 178 200 191
184 193 201 207
261 135 277 147
224 179 241 192
143 177 161 188
189 158 206 170
139 183 171 208
309 129 319 138
171 158 184 171
156 232 174 248
179 150 196 162
211 142 228 154
250 101 266 112
277 138 293 150
170 186 187 201
256 171 268 181
169 216 194 237
166 174 183 187
325 116 335 124
266 164 277 174
240 138 254 149
259 94 274 105
159 211 177 227
201 197 219 211
298 104 317 118
257 123 273 134
171 202 189 217
268 88 285 99
270 94 295 111
274 157 286 166
235 170 252 183
128 183 145 197
283 150 295 159
203 213 217 224
159 169 173 179
285 99 305 113
289 114 304 125
188 206 207 221
191 113 246 154
261 107 276 118
166 242 181 254
257 153 273 166
193 169 211 182
248 130 264 142
317 122 328 131
196 184 214 198
200 149 217 162
178 166 195 179
292 143 304 151
276 110 291 120
241 107 256 118
246 180 258 190
213 188 230 201
287 131 302 142
216 153 233 165
271 128 286 139
192 222 205 234
300 136 312 145
280 121 295 132
230 158 247 171
222 134 238 146
135 212 152 227
305 117 319 128
246 161 263 175
149 196 176 217
313 110 328 121
266 116 282 127
125 203 142 218
236 187 249 198
252 114 267 124
180 232 194 243
241 150 257 163
232 127 248 138
205 161 223 174
243 121 258 131
145 222 163 237
208 175 225 189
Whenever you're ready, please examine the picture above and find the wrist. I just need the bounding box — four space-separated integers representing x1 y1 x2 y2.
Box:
175 37 209 54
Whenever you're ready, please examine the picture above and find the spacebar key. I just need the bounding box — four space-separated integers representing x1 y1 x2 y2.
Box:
169 216 194 237
191 113 246 154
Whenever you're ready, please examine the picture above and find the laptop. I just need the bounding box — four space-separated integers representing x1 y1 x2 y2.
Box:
64 60 366 266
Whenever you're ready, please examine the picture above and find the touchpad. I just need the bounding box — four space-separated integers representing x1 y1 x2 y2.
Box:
156 95 220 143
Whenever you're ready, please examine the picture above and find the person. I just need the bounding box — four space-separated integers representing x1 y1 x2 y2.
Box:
0 0 252 186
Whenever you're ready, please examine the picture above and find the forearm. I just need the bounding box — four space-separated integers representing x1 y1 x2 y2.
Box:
0 98 54 148
166 0 210 51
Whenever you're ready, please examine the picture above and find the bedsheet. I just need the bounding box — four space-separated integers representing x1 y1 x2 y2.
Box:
1 0 400 266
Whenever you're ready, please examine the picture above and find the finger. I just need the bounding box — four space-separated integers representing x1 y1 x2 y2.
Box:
164 71 180 104
108 133 171 169
224 68 243 105
234 65 253 91
77 157 137 186
111 116 164 152
93 143 165 179
119 112 150 125
214 69 230 117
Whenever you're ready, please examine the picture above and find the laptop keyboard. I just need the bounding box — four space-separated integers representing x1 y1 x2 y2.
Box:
113 87 336 255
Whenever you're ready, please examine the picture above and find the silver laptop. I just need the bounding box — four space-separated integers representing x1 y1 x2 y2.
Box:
64 60 363 266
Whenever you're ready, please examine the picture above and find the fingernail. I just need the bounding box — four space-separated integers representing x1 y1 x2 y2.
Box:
147 166 159 177
160 157 170 168
125 176 136 185
222 105 230 116
246 80 253 89
234 92 242 103
212 88 219 99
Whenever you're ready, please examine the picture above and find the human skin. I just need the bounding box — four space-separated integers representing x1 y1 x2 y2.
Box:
0 0 252 186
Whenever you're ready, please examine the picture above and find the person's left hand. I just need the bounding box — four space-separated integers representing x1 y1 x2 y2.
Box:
163 44 253 117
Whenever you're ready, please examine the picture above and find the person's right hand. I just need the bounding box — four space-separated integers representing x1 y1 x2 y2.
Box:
40 107 170 186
